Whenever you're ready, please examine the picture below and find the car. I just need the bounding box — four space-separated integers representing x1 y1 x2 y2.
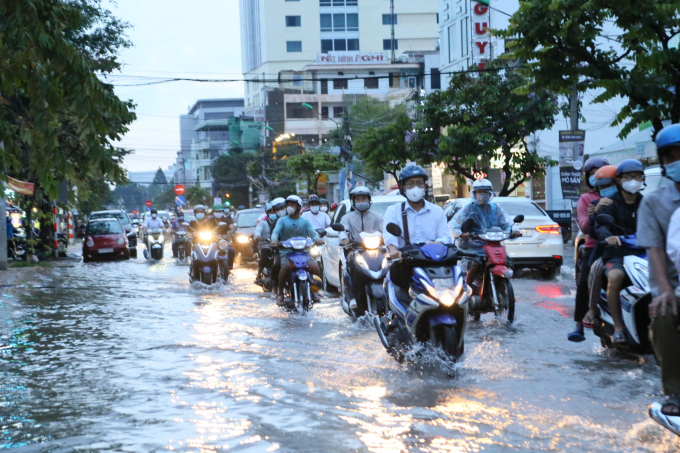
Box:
82 218 130 262
233 208 263 261
449 197 564 279
320 194 405 292
89 209 137 258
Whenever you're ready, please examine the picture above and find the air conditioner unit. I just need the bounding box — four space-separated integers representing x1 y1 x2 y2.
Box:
399 54 409 63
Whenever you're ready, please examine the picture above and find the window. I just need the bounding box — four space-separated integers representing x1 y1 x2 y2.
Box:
347 13 358 31
320 79 328 94
333 13 345 31
321 106 329 118
286 103 316 119
436 13 439 24
286 16 301 27
320 14 332 32
346 0 357 5
383 39 398 50
431 68 441 90
389 72 399 88
87 221 123 236
347 38 359 51
333 79 348 90
321 39 333 53
364 77 379 89
461 18 469 57
334 38 346 51
333 106 345 117
293 75 303 86
332 0 343 5
382 14 397 25
448 23 456 63
320 0 331 5
287 41 302 52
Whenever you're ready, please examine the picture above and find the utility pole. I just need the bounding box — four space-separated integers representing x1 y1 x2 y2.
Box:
390 0 396 63
0 141 7 270
569 86 579 131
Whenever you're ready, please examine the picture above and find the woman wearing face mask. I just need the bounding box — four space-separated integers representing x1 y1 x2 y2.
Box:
302 194 331 231
319 198 330 214
567 157 610 342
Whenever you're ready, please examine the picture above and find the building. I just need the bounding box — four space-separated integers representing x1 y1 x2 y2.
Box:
173 99 246 193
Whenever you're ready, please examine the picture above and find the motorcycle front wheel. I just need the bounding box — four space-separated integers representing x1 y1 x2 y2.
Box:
440 325 460 360
297 281 310 313
200 272 212 285
494 277 515 323
220 261 229 282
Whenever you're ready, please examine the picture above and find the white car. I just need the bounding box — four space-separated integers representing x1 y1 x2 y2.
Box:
448 197 565 279
321 195 405 292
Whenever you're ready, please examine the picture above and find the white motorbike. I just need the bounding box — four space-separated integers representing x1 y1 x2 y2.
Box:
145 227 165 261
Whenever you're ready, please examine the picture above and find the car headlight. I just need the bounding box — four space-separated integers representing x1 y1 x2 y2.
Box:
199 231 213 242
236 235 250 244
362 235 381 250
117 238 125 245
86 238 94 247
423 278 462 307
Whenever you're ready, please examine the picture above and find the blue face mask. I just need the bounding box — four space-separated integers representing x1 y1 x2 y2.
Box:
269 214 277 221
589 175 597 186
600 186 618 198
665 160 680 182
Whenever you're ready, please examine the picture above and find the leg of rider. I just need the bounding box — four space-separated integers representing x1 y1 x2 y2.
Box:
307 258 320 277
606 268 626 333
228 246 236 269
344 252 356 303
574 253 593 322
651 311 680 408
172 239 179 257
277 258 292 301
272 255 281 290
466 261 482 286
389 261 412 291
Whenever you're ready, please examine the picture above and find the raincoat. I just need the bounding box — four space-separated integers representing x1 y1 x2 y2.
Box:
449 200 515 250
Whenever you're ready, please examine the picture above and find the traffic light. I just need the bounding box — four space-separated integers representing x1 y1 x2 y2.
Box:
224 201 231 206
225 193 230 198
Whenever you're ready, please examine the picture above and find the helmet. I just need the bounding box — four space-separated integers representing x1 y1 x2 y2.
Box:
583 157 610 174
593 165 617 187
308 194 320 203
350 186 372 200
212 203 225 212
471 179 494 195
194 204 206 213
331 202 339 211
265 202 273 212
655 123 680 155
271 197 286 209
150 208 158 214
319 198 329 206
286 195 303 208
398 164 428 185
616 159 644 176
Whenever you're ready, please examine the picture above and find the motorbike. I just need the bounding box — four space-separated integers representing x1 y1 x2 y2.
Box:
459 215 524 323
330 224 389 320
175 229 191 261
374 223 475 363
310 229 326 277
255 240 275 292
278 234 325 314
190 223 230 285
590 214 652 353
144 227 165 261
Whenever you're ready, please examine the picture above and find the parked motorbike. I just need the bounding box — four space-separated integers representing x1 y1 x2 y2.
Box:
144 227 165 261
330 224 388 320
459 215 523 323
590 214 652 353
190 223 230 285
278 234 325 314
374 223 475 363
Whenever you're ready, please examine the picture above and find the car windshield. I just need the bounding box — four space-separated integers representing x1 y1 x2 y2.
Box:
494 201 546 217
157 211 170 220
237 212 261 228
91 212 130 225
642 173 673 196
371 201 402 216
87 221 123 235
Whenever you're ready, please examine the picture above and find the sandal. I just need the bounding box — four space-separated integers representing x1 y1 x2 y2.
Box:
662 395 680 416
612 331 627 344
276 295 285 307
567 328 586 343
582 314 597 329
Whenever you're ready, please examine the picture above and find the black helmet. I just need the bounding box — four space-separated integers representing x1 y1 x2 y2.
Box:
319 198 329 206
150 208 158 214
308 194 320 204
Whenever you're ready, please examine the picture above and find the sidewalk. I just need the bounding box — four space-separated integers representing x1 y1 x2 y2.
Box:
0 242 81 288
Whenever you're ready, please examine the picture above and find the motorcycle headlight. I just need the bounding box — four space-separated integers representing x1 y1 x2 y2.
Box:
289 239 307 250
218 239 228 250
199 231 213 242
362 235 381 250
423 278 462 307
310 245 321 258
236 235 250 244
480 231 507 241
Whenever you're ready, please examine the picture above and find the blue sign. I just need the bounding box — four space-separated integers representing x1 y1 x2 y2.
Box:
146 206 151 212
175 195 186 206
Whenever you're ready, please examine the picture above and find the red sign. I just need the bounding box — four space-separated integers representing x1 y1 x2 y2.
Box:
174 184 185 196
133 210 137 214
6 176 35 196
145 200 152 207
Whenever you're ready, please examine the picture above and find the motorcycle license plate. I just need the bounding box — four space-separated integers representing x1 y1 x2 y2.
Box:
98 248 114 254
521 229 533 237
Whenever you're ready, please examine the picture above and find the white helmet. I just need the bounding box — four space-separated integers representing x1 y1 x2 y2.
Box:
271 197 286 209
349 186 371 200
471 179 494 196
286 195 303 208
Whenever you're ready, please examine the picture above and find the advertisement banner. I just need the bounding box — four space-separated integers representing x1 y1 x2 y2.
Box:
558 130 586 201
7 176 35 196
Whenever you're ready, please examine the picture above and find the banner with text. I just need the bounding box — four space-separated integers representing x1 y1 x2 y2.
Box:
558 130 586 201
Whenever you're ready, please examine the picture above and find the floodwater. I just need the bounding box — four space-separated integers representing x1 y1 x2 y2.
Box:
1 245 678 452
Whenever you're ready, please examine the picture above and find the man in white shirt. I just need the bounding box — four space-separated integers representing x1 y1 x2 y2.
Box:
142 208 164 230
383 164 452 289
301 194 331 231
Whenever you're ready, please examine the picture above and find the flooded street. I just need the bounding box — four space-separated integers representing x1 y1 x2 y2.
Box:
1 246 679 452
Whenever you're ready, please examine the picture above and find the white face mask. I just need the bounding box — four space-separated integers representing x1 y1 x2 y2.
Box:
320 206 328 213
405 186 426 203
214 212 224 219
310 206 320 214
286 206 297 216
622 180 643 194
151 214 157 219
276 209 286 218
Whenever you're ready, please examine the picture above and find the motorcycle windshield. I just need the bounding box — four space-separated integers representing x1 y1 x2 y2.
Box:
420 243 449 261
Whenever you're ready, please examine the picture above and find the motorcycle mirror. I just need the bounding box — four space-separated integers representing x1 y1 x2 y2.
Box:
331 223 345 232
386 222 402 237
513 215 524 224
219 222 227 227
461 218 476 233
596 214 614 227
318 230 327 238
182 222 190 227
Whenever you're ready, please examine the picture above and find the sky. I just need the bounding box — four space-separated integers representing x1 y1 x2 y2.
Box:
104 0 244 175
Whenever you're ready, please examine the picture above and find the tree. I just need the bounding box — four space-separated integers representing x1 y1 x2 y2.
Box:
211 153 255 208
498 0 680 137
285 151 343 194
416 63 560 196
184 186 213 207
77 175 113 215
112 183 147 213
349 97 408 137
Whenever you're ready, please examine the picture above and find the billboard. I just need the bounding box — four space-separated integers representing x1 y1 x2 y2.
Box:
558 130 586 201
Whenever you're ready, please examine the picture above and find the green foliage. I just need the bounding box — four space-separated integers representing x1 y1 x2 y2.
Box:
498 0 680 137
416 63 560 196
184 186 212 207
211 153 256 207
77 174 113 215
286 151 342 194
349 97 408 137
112 183 147 213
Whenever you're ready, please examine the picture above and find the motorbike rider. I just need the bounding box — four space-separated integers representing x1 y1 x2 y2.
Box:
170 211 190 258
590 159 645 345
189 204 236 268
254 201 280 287
270 195 325 306
302 194 331 230
568 157 610 342
319 198 330 215
265 197 287 298
449 179 521 286
636 123 680 417
339 186 385 310
383 164 452 292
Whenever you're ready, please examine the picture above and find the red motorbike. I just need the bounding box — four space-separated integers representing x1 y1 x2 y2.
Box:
459 215 523 323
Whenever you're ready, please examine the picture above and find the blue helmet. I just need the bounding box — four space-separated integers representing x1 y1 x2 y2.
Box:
583 157 609 174
398 164 428 185
655 123 680 155
616 159 644 176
